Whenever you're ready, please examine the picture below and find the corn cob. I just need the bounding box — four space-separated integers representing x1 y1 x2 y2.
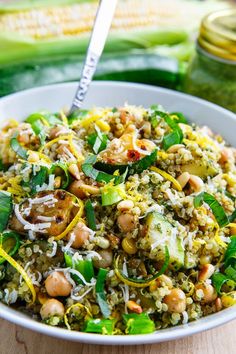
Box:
0 0 228 65
0 0 227 40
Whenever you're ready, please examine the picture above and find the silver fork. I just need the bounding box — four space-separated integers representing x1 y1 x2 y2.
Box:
69 0 118 115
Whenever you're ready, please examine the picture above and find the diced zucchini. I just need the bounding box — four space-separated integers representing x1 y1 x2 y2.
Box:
145 212 184 269
181 160 218 178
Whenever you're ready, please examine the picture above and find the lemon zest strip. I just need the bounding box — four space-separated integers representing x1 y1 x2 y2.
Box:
150 166 182 191
214 225 227 248
64 302 92 330
0 246 36 304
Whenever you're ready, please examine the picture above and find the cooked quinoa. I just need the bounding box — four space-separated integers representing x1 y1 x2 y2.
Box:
0 104 236 335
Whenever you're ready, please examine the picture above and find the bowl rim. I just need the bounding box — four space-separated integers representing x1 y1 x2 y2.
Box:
0 81 236 345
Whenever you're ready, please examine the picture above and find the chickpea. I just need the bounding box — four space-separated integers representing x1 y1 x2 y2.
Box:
117 200 134 212
93 249 113 269
66 222 90 249
163 288 186 313
195 283 217 303
45 271 72 297
117 213 136 233
219 148 234 164
40 299 65 320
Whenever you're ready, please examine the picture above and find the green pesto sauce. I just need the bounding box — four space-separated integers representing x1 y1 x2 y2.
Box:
184 46 236 113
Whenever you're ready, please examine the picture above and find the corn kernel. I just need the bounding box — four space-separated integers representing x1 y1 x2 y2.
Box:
96 119 110 132
122 237 137 255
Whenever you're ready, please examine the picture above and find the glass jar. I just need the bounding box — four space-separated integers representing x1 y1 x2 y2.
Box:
184 9 236 113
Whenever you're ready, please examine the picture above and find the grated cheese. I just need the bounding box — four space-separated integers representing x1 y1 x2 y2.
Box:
46 241 58 258
62 233 76 253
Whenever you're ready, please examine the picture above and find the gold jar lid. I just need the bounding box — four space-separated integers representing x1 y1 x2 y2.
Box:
198 9 236 61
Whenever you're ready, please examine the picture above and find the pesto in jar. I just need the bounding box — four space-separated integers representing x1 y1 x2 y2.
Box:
184 47 236 113
184 9 236 113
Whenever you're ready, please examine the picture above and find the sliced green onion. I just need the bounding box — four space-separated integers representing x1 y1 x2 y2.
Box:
161 112 183 151
0 191 13 233
10 133 28 159
170 112 188 124
101 183 125 206
212 237 236 293
225 265 236 282
84 318 115 335
44 112 62 126
194 192 229 228
224 236 236 268
82 155 125 185
85 199 96 231
25 113 47 145
149 104 165 128
212 272 235 294
123 313 155 334
87 126 108 154
64 253 94 284
0 231 20 265
95 268 111 319
68 109 89 125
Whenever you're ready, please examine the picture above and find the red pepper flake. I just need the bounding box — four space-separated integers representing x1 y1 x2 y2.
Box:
127 149 141 161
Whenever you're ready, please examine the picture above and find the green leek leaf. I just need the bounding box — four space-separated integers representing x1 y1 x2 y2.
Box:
84 318 115 335
0 231 20 265
85 199 96 231
212 272 235 295
101 183 125 206
194 192 229 228
123 313 155 334
95 268 111 319
0 191 13 233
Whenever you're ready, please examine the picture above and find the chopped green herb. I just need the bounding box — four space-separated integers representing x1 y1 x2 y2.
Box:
82 155 125 185
10 133 28 159
87 126 108 154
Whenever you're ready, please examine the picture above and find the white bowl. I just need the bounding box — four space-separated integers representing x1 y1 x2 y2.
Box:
0 81 236 345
